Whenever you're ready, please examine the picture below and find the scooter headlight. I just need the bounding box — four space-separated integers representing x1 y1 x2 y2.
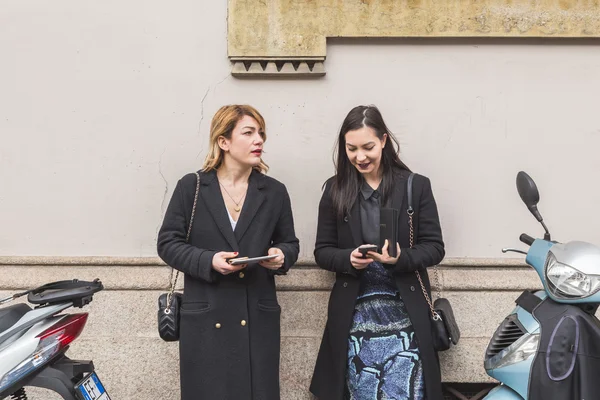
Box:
545 252 600 299
488 333 540 370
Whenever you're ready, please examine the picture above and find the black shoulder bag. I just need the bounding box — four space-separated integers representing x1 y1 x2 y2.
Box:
157 172 200 342
407 173 460 351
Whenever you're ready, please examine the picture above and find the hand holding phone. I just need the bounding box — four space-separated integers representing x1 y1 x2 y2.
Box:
259 247 285 270
367 239 401 265
350 246 375 270
212 251 245 275
358 245 378 258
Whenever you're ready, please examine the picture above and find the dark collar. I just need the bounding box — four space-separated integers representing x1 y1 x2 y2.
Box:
360 179 381 201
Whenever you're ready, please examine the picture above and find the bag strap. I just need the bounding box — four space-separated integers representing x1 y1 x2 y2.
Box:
166 172 201 310
407 172 441 321
407 173 415 214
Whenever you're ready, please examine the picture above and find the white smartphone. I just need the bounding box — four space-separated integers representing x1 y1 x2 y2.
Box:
228 254 279 265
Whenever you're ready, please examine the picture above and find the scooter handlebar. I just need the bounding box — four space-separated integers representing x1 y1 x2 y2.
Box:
520 234 535 246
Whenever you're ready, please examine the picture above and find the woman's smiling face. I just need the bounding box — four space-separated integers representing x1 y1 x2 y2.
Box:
344 126 387 179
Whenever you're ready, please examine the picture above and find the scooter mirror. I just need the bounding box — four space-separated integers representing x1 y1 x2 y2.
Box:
516 171 543 222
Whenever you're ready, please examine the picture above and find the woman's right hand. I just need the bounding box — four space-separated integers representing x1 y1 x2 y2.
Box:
350 247 373 270
212 251 246 275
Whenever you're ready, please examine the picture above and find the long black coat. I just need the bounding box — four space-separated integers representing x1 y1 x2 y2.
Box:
157 169 299 400
310 170 446 400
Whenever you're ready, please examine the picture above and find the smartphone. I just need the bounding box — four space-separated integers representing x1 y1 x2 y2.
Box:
380 208 399 257
228 254 279 265
358 245 378 258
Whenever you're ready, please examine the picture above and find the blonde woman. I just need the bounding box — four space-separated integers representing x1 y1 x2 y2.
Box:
158 105 299 400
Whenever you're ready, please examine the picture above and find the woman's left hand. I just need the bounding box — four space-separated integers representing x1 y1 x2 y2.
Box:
259 247 285 270
367 239 401 265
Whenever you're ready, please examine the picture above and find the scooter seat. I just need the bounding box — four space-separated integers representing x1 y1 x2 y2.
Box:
0 304 31 333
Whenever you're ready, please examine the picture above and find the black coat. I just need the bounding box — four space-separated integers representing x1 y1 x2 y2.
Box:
310 170 446 400
157 169 299 400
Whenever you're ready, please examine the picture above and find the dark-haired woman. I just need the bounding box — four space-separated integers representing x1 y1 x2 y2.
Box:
309 105 445 400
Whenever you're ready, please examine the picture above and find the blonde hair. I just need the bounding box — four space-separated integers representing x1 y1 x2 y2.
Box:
202 105 268 173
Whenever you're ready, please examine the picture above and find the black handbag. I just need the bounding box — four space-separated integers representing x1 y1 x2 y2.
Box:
157 172 200 342
406 173 460 352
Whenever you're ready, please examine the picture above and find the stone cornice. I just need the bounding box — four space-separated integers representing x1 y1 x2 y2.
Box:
228 0 600 76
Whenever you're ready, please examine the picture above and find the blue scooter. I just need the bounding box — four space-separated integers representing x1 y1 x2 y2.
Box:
483 172 600 400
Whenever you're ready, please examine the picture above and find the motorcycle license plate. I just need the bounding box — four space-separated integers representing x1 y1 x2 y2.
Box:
75 372 111 400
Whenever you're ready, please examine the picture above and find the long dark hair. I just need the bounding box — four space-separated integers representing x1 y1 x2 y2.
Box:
330 105 411 218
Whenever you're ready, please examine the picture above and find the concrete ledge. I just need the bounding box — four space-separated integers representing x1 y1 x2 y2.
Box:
440 338 492 383
0 257 540 292
0 264 541 291
0 255 528 267
0 257 544 399
0 289 500 399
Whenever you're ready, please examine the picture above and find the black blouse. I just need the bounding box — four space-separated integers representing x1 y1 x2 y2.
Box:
359 180 381 246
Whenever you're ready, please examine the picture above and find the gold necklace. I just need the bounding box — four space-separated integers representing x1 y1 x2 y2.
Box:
219 181 246 212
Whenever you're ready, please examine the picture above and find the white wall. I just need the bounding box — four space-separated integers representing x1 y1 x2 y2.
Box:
2 0 600 258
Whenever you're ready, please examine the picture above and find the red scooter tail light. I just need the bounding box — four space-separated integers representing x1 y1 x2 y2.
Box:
36 313 88 350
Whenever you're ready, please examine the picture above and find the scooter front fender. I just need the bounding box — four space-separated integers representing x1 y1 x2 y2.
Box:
483 385 524 400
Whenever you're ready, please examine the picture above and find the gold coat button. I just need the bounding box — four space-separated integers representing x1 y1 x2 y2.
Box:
241 320 247 326
215 323 221 329
239 272 245 278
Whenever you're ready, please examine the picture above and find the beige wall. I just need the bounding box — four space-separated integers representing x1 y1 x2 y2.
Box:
1 0 600 399
1 1 600 258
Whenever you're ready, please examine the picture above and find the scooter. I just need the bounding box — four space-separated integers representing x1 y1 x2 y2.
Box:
0 279 111 400
483 172 600 399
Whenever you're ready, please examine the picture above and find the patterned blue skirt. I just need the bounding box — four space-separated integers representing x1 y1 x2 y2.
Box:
345 262 425 400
